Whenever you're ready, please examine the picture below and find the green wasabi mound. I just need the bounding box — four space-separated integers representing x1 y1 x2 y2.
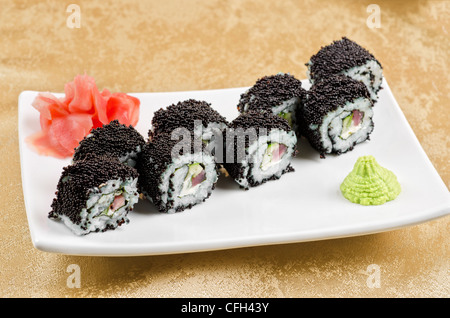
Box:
340 155 401 205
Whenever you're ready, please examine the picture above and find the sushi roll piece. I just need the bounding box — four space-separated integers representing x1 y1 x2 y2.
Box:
73 120 145 167
149 99 228 156
306 37 383 102
300 74 374 157
137 132 219 213
237 73 307 134
222 111 297 190
48 154 140 235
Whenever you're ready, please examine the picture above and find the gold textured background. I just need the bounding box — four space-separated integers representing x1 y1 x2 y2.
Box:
1 0 449 297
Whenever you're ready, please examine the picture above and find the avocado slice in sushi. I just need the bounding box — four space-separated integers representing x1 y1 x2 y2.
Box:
278 112 293 127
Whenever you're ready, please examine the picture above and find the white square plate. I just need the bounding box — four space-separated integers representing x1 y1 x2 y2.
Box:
18 79 450 256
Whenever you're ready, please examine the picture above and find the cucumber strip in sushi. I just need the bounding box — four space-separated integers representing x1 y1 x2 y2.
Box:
148 99 228 156
237 73 306 135
300 75 374 157
306 37 383 102
73 120 145 167
48 155 140 235
222 111 297 190
137 132 219 213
